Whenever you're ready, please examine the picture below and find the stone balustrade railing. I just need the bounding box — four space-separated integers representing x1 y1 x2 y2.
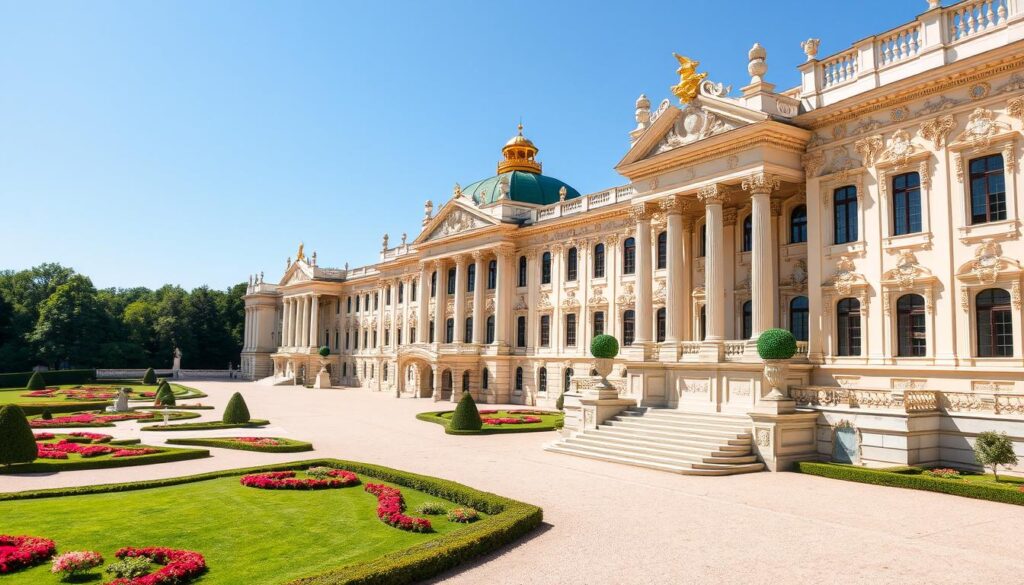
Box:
800 0 1021 108
792 385 1024 418
681 341 702 355
533 184 634 224
570 375 626 395
724 341 746 359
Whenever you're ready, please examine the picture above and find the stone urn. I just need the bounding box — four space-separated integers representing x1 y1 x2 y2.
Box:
588 334 620 400
762 359 788 400
756 328 797 402
594 357 615 391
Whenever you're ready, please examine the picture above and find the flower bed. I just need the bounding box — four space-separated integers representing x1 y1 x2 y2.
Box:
481 416 542 425
36 440 156 460
240 469 359 490
164 436 312 453
108 547 206 585
30 410 198 428
51 550 103 578
7 434 208 473
0 535 56 574
447 507 479 523
419 409 564 435
365 483 432 533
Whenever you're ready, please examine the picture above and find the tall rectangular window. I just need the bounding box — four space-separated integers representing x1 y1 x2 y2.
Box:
566 248 578 281
541 252 552 284
623 310 635 346
516 316 527 347
656 232 667 269
565 313 577 347
593 311 605 336
540 315 550 347
969 154 1006 225
593 244 605 278
518 256 527 287
623 238 636 274
834 186 858 244
892 172 922 236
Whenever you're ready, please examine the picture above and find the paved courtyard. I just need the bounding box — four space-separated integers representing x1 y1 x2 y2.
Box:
4 380 1024 584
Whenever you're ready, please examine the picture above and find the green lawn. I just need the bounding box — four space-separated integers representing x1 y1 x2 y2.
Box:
0 471 482 584
0 383 205 406
27 409 201 428
418 409 564 434
166 437 314 453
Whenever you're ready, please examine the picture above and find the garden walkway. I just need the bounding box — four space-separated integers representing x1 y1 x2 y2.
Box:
3 380 1023 584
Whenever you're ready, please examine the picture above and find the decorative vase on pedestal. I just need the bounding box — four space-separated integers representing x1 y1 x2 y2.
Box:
762 359 789 400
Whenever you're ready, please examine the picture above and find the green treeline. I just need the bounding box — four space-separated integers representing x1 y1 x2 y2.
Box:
0 263 245 371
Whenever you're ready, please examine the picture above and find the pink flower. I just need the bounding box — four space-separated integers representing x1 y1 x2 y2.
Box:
0 535 56 574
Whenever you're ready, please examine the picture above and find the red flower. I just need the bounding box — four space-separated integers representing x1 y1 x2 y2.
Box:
364 483 432 533
107 546 205 585
239 470 359 490
0 535 56 574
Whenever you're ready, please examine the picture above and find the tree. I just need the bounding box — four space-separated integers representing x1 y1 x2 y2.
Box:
0 405 37 467
974 431 1018 481
25 371 45 390
450 392 482 431
29 275 106 368
142 368 157 385
154 381 175 406
223 392 251 424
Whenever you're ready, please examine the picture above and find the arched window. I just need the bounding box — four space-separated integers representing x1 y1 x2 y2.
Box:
397 282 404 303
462 371 470 393
790 205 807 244
486 315 495 344
623 310 635 346
742 215 752 252
699 305 706 341
836 298 861 356
516 316 526 347
656 307 666 342
742 300 752 339
593 311 605 336
657 231 667 269
699 224 707 257
539 367 547 393
487 260 497 289
467 263 476 292
896 294 926 357
515 367 523 391
446 267 456 295
540 315 551 347
430 272 437 297
566 247 578 281
969 154 1007 225
518 256 527 287
623 237 636 274
445 318 454 344
541 252 552 284
593 243 605 278
564 368 573 392
565 313 577 347
482 368 489 389
790 296 809 342
834 186 858 244
464 317 473 343
976 288 1013 357
892 172 922 236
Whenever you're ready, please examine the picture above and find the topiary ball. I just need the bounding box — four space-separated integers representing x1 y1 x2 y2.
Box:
318 346 330 357
590 334 619 359
449 392 482 431
756 328 797 360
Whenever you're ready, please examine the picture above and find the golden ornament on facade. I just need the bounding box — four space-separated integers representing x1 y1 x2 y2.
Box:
670 53 707 104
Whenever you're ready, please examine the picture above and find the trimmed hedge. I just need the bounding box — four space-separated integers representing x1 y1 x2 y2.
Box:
0 446 208 474
794 461 1024 506
417 411 562 435
449 393 482 431
1 399 110 416
0 405 37 466
26 371 45 390
590 334 619 359
166 437 314 453
222 392 251 424
0 369 96 389
142 368 157 385
0 458 543 585
756 328 797 360
140 419 269 432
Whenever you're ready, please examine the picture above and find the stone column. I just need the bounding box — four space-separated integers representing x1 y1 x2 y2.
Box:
742 172 781 354
662 196 684 347
433 259 446 344
526 249 538 350
495 247 513 348
310 294 320 348
631 203 654 351
288 298 298 347
300 295 310 349
418 263 430 343
681 220 693 341
698 184 726 361
472 251 485 343
453 255 468 343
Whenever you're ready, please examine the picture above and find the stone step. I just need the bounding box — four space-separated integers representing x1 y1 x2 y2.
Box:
623 409 752 423
604 418 752 438
620 411 752 428
578 431 751 456
591 426 753 447
565 436 757 464
544 444 765 476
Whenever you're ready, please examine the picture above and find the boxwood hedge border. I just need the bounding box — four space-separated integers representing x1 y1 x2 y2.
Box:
166 437 313 453
140 419 270 431
417 411 562 435
794 461 1024 506
0 446 209 475
0 369 96 389
0 458 543 585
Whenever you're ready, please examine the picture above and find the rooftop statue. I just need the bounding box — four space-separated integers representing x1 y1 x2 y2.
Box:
670 53 707 104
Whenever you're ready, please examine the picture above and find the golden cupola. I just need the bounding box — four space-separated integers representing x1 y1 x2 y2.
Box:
497 123 542 174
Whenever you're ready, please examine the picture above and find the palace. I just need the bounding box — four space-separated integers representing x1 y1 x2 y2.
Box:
243 0 1024 474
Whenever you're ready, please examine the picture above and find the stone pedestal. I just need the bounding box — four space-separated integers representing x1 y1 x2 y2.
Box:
748 411 820 471
313 359 332 389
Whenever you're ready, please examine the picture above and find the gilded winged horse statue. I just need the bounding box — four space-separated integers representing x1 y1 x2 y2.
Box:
670 53 707 104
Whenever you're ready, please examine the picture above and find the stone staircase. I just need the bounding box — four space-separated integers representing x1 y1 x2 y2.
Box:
545 408 764 476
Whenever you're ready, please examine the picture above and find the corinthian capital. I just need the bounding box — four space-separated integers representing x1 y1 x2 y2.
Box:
697 183 726 205
741 172 781 195
659 194 684 215
629 202 654 222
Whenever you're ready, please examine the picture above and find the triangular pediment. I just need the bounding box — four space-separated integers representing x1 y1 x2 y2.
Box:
617 95 769 170
414 199 500 245
279 261 313 286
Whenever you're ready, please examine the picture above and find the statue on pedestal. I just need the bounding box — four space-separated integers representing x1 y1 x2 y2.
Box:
172 347 182 379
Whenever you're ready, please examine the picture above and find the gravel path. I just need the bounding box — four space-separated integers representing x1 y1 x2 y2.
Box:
3 380 1023 584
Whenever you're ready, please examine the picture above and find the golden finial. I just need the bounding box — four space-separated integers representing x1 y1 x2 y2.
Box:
296 242 305 262
670 53 708 104
498 122 542 174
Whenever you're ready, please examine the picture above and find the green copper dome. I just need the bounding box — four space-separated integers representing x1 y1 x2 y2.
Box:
465 171 581 206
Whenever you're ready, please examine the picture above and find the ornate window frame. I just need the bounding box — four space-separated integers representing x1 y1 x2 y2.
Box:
874 129 935 252
821 256 870 362
691 286 706 340
949 120 1020 244
880 250 939 363
955 239 1024 366
819 167 868 258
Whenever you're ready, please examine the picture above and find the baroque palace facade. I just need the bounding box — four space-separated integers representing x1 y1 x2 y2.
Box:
244 0 1024 472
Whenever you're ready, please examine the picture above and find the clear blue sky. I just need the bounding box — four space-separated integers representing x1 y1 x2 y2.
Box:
0 0 935 290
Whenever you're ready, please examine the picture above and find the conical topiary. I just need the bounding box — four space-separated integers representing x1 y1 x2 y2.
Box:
26 371 46 391
556 392 565 411
142 367 157 385
222 392 251 424
0 405 37 467
449 392 482 431
154 381 175 407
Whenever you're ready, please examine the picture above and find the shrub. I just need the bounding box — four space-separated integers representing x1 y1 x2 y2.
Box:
222 392 251 424
756 328 797 360
26 371 46 391
555 393 565 411
449 393 482 431
923 468 962 479
590 334 619 359
318 346 331 357
154 381 175 406
142 368 157 385
447 507 479 523
106 556 152 579
417 501 448 515
41 410 53 421
0 405 37 467
974 431 1018 481
51 550 104 577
